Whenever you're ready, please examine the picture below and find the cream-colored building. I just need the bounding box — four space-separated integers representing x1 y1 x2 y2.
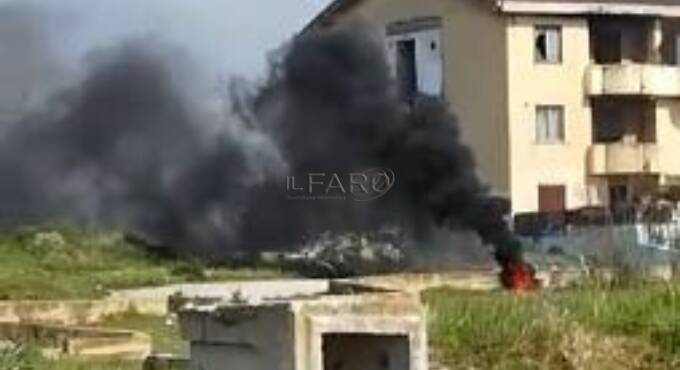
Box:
306 0 680 217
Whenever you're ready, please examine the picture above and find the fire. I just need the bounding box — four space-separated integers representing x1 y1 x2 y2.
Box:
500 261 538 292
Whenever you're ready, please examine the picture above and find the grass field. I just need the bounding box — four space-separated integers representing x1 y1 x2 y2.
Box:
0 224 285 300
0 346 141 370
425 283 680 370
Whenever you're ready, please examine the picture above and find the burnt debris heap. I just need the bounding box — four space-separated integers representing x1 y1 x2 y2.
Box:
0 8 535 286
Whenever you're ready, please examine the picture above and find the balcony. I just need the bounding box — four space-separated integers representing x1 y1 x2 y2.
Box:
588 143 659 176
586 64 680 97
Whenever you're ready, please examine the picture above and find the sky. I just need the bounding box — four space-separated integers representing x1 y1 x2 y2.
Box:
0 0 333 81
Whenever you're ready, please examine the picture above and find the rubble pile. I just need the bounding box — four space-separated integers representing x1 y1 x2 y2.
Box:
281 231 409 278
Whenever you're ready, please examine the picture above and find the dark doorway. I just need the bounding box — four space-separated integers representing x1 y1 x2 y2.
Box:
592 27 622 63
323 334 410 370
609 184 634 223
609 184 629 206
538 185 566 213
396 39 417 101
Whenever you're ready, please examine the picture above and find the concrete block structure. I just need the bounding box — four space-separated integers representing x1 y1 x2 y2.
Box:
178 292 427 370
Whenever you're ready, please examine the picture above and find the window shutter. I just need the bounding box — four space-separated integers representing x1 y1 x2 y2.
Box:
536 109 547 142
546 29 560 62
549 108 559 141
536 106 564 143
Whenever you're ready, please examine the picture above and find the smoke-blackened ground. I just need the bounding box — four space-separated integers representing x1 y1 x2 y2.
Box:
0 21 524 268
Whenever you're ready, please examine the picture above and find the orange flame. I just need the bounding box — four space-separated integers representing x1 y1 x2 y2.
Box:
500 261 538 292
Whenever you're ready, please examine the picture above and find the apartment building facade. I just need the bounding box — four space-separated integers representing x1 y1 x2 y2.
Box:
306 0 680 217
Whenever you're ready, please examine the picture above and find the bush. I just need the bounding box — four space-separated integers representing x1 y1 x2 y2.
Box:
171 260 208 281
0 345 41 370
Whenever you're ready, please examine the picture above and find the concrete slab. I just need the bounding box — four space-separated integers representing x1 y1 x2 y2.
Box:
0 299 166 326
110 279 331 305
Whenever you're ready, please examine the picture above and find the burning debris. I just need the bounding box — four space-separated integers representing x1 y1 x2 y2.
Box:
500 258 540 292
274 231 408 278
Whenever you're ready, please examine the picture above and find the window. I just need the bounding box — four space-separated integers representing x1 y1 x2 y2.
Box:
535 26 562 63
390 32 443 101
536 106 565 143
387 19 443 101
396 39 418 101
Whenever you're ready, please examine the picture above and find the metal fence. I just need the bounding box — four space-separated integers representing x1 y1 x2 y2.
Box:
518 222 680 277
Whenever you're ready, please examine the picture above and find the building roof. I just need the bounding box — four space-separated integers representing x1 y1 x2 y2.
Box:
497 0 680 16
302 0 364 33
305 0 680 32
501 0 679 4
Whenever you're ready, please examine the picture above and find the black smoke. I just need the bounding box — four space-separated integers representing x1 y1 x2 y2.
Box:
249 29 524 267
0 40 285 257
0 22 524 267
0 3 66 119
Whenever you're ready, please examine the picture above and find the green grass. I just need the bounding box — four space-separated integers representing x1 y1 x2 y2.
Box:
0 224 286 300
0 345 141 370
35 358 140 370
425 284 680 370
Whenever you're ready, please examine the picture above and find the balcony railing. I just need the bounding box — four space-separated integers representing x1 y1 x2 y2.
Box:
586 64 680 97
588 142 659 175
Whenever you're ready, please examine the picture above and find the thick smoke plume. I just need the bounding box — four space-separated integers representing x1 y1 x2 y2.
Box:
0 17 525 267
252 29 524 268
0 40 285 257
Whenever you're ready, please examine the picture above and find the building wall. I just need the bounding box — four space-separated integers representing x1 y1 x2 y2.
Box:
320 0 512 197
182 305 296 370
190 344 262 370
506 16 597 213
318 2 678 213
656 99 680 182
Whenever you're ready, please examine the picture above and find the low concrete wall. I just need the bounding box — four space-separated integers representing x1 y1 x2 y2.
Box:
0 280 332 326
110 280 331 305
0 322 151 359
0 299 167 326
342 272 501 292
